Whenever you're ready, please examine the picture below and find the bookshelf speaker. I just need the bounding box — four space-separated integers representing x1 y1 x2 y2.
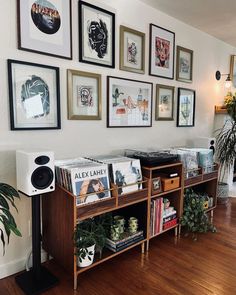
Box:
191 137 215 155
16 150 55 196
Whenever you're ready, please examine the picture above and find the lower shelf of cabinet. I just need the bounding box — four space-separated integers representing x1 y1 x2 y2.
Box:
76 239 146 274
149 223 179 240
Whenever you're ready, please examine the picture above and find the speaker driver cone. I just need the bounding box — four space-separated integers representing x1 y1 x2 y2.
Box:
31 167 53 190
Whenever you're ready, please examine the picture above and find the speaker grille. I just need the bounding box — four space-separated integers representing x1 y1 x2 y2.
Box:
31 167 53 190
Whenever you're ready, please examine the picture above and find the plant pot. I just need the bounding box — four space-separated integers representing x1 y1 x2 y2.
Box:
217 182 229 205
77 244 95 268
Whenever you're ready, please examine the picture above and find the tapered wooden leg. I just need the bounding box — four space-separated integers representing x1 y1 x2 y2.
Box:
175 227 178 237
210 210 214 223
178 224 182 236
146 240 150 252
141 242 145 254
74 274 78 290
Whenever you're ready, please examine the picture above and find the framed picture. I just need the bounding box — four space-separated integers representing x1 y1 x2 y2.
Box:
230 55 236 88
152 177 162 195
79 1 115 68
8 59 61 130
149 24 175 79
17 0 72 59
177 88 195 127
67 70 101 120
107 76 153 128
156 84 174 121
176 46 193 82
120 25 145 74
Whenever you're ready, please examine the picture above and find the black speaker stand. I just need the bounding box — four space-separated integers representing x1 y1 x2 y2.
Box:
15 194 58 295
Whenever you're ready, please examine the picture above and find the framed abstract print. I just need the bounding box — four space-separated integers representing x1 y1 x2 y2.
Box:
67 70 101 120
230 55 236 88
149 24 175 79
176 46 193 83
177 88 195 127
17 0 72 59
156 84 174 121
120 25 145 74
107 76 153 128
79 1 115 68
8 59 61 130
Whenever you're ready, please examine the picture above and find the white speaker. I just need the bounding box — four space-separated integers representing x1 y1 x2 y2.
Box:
191 137 216 155
16 150 55 196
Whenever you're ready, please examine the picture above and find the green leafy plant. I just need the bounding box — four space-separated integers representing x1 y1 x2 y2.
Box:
181 189 216 240
74 218 106 263
0 183 21 254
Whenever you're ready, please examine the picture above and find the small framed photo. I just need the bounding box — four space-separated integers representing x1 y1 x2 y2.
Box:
156 84 174 121
177 88 195 127
230 55 236 88
79 1 115 68
176 46 193 82
17 0 72 59
120 25 145 74
152 177 162 195
8 59 61 130
149 24 175 79
107 76 153 128
67 70 101 120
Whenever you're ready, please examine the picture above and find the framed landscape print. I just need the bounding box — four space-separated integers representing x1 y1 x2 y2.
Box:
149 24 175 79
177 88 195 127
107 76 153 127
67 70 101 120
79 1 115 68
17 0 72 59
176 46 193 82
8 59 61 130
120 25 145 74
230 55 236 88
156 84 174 121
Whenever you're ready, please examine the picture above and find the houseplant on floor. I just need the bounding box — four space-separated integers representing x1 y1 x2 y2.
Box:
215 92 236 204
74 218 106 267
181 189 216 241
0 183 21 255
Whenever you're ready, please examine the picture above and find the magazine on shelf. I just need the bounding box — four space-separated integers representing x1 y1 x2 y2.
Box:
105 232 144 252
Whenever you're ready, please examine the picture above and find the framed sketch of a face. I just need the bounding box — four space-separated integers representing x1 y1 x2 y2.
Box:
79 1 115 68
17 0 72 59
7 59 61 130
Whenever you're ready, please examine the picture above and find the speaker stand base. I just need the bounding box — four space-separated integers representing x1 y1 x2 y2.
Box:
15 266 59 295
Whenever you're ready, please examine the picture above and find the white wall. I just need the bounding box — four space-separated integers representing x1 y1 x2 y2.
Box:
0 0 235 278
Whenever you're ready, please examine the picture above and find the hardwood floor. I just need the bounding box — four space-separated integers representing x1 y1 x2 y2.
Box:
1 198 236 295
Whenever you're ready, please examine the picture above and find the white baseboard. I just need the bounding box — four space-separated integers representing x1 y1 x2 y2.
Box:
0 250 47 279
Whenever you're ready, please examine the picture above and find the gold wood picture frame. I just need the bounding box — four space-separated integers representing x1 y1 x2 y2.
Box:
230 55 236 88
67 70 101 120
156 84 174 121
120 25 145 74
176 46 193 83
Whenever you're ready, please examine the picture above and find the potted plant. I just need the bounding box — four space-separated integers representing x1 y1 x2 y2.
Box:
74 218 106 267
0 183 21 255
181 189 216 241
215 92 236 204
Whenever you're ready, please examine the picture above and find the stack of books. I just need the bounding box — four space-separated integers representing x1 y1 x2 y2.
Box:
105 231 144 252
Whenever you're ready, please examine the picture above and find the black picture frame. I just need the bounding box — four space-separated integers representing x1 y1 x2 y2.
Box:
8 59 61 130
149 23 175 79
177 88 195 127
79 0 115 68
107 76 153 128
17 0 72 59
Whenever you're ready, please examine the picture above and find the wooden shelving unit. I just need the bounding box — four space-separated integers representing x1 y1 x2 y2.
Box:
42 180 149 290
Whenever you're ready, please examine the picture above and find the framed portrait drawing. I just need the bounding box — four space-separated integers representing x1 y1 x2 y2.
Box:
67 70 101 120
120 25 145 74
149 24 175 79
151 177 162 195
79 1 115 68
177 88 195 127
107 76 153 128
176 46 193 82
230 55 236 88
17 0 72 59
8 59 61 130
156 84 174 121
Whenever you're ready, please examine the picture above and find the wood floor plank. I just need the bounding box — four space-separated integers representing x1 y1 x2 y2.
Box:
1 198 236 295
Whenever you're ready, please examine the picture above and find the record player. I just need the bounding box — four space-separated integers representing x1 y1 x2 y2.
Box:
125 149 178 166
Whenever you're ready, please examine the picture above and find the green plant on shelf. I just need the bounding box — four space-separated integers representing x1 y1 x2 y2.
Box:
180 189 216 241
0 183 21 255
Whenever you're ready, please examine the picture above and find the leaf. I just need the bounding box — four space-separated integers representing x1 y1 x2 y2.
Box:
0 229 5 255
